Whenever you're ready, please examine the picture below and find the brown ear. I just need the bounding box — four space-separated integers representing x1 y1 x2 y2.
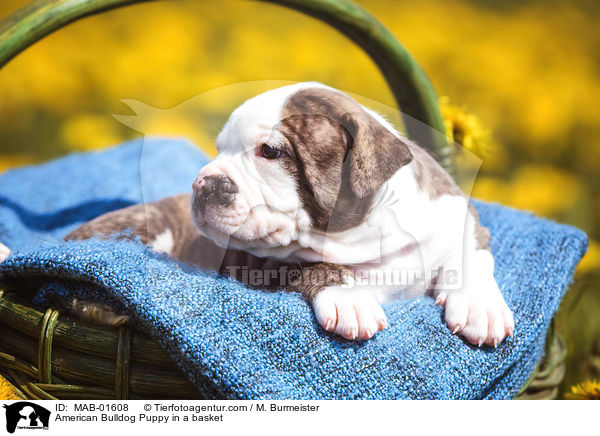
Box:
284 114 347 212
343 111 413 198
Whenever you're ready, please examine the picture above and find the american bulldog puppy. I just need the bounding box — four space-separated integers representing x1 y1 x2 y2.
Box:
52 82 512 346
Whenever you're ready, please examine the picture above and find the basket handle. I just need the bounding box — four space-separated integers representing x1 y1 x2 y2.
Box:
0 0 456 177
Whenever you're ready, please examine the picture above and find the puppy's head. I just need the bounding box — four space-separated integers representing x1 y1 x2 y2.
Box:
191 83 413 257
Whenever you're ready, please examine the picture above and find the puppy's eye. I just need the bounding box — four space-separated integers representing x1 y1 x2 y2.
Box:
260 144 282 159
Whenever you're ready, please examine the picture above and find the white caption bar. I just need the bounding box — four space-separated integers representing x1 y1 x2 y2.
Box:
0 400 593 435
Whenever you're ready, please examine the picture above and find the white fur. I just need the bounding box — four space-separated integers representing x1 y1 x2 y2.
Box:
193 82 514 346
313 278 388 340
0 242 9 263
151 229 174 255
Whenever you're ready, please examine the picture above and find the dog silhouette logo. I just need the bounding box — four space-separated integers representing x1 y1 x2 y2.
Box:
3 402 50 433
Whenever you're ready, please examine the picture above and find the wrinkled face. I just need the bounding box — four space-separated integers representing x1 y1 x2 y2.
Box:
191 83 413 258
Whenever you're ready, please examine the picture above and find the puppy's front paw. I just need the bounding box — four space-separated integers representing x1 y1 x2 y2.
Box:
312 287 387 340
437 290 514 347
0 242 10 263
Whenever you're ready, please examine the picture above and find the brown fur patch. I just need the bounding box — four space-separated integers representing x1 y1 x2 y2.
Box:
468 203 491 249
287 262 352 301
407 142 462 199
66 194 199 257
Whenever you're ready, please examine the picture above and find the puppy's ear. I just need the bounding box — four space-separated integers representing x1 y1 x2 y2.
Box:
289 114 346 212
343 111 413 198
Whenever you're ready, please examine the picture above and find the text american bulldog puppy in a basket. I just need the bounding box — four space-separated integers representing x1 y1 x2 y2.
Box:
3 83 515 346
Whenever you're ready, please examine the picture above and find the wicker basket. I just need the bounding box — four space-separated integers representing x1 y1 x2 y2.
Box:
0 291 202 400
514 321 566 400
0 0 566 399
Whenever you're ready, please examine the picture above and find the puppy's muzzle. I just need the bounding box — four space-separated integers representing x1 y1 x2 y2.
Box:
193 174 238 214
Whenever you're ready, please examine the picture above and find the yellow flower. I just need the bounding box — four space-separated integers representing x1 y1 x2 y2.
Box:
565 380 600 400
440 96 492 158
0 375 22 400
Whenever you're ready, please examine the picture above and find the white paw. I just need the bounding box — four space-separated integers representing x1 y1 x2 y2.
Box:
312 286 387 340
436 289 514 347
0 242 10 263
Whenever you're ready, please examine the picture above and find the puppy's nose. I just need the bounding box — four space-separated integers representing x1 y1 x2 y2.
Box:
193 174 238 208
192 177 206 193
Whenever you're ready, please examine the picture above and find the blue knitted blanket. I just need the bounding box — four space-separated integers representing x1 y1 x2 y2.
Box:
0 138 588 399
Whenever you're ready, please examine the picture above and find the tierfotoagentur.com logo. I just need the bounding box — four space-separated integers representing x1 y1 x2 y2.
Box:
3 402 50 434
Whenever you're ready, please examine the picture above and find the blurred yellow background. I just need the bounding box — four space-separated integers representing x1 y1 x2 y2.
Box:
1 0 599 396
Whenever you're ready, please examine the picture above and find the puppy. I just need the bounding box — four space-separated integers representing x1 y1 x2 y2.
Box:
43 83 514 346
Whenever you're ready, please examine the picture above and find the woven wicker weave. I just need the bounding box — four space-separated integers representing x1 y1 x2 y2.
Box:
0 0 566 400
0 291 202 400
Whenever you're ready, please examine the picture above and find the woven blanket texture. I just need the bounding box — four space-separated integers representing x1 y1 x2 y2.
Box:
0 138 588 399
